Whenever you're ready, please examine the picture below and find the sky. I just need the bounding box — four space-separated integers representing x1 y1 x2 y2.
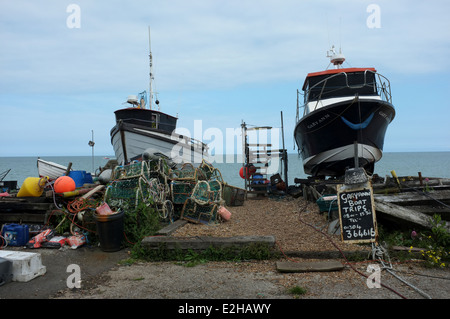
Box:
1 0 450 158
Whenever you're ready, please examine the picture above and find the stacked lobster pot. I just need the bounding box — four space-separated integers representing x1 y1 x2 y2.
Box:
170 160 225 224
104 158 174 222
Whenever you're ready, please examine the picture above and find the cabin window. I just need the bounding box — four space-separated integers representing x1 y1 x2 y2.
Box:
305 71 378 102
151 114 158 128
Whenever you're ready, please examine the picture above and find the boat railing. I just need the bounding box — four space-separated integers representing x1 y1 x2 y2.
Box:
302 70 392 115
174 133 208 150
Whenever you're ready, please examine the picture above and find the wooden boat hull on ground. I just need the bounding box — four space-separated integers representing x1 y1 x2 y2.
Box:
37 159 70 180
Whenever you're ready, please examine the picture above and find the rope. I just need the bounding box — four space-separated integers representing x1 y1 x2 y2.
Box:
67 197 96 214
295 202 408 299
371 242 433 299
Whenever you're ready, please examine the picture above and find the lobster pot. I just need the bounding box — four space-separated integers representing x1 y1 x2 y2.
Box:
222 184 245 206
104 177 152 207
199 159 215 179
112 161 150 180
148 158 170 176
170 167 206 182
180 199 218 224
171 181 196 205
208 180 222 203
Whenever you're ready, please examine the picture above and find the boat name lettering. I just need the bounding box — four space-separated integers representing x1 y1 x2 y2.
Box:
379 111 390 123
306 114 330 129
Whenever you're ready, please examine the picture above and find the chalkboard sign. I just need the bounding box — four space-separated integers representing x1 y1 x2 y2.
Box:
337 183 377 243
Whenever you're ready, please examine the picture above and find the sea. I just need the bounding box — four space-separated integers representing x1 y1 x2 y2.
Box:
1 152 450 190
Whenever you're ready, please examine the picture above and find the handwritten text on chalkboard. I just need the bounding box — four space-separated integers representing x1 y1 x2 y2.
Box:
338 187 377 243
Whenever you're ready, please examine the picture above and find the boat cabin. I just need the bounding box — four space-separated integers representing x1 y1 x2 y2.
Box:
114 94 178 134
303 67 381 102
300 67 392 116
114 108 178 134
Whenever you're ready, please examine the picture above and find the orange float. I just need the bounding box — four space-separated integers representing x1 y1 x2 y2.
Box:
54 176 76 193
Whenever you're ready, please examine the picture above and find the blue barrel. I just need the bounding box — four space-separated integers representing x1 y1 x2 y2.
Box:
69 171 87 187
1 224 29 246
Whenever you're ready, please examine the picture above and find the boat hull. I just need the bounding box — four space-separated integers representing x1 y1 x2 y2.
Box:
110 120 209 165
37 159 69 180
294 98 395 177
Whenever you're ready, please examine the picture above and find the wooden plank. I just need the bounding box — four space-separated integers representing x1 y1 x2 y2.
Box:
0 202 53 211
247 143 272 147
0 213 48 223
156 219 188 236
374 198 450 232
374 190 450 206
276 261 344 273
141 235 276 251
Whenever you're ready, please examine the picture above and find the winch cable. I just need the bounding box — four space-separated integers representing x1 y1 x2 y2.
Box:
296 202 408 299
371 242 433 299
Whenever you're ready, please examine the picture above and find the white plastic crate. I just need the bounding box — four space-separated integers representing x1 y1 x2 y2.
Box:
0 250 46 282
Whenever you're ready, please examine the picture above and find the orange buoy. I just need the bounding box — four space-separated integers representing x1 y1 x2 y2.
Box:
239 165 257 179
54 176 76 193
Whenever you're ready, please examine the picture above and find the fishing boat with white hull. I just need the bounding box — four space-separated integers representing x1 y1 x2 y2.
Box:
110 28 209 166
294 47 395 177
110 95 209 165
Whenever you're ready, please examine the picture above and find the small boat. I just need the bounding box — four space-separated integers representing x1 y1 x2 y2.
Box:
294 46 395 177
110 28 209 166
37 158 70 180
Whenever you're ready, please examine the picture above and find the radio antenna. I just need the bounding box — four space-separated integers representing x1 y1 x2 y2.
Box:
148 26 154 110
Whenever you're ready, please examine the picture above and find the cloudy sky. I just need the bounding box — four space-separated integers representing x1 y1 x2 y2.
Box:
1 0 449 158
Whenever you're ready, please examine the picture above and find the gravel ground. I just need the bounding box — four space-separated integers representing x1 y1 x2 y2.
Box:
53 196 450 300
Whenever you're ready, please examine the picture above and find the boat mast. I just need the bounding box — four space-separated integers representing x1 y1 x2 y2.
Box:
148 26 154 110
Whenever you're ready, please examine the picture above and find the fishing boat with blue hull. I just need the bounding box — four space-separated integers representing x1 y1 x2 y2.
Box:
294 47 395 177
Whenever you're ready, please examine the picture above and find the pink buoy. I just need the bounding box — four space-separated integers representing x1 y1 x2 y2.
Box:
218 206 231 221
